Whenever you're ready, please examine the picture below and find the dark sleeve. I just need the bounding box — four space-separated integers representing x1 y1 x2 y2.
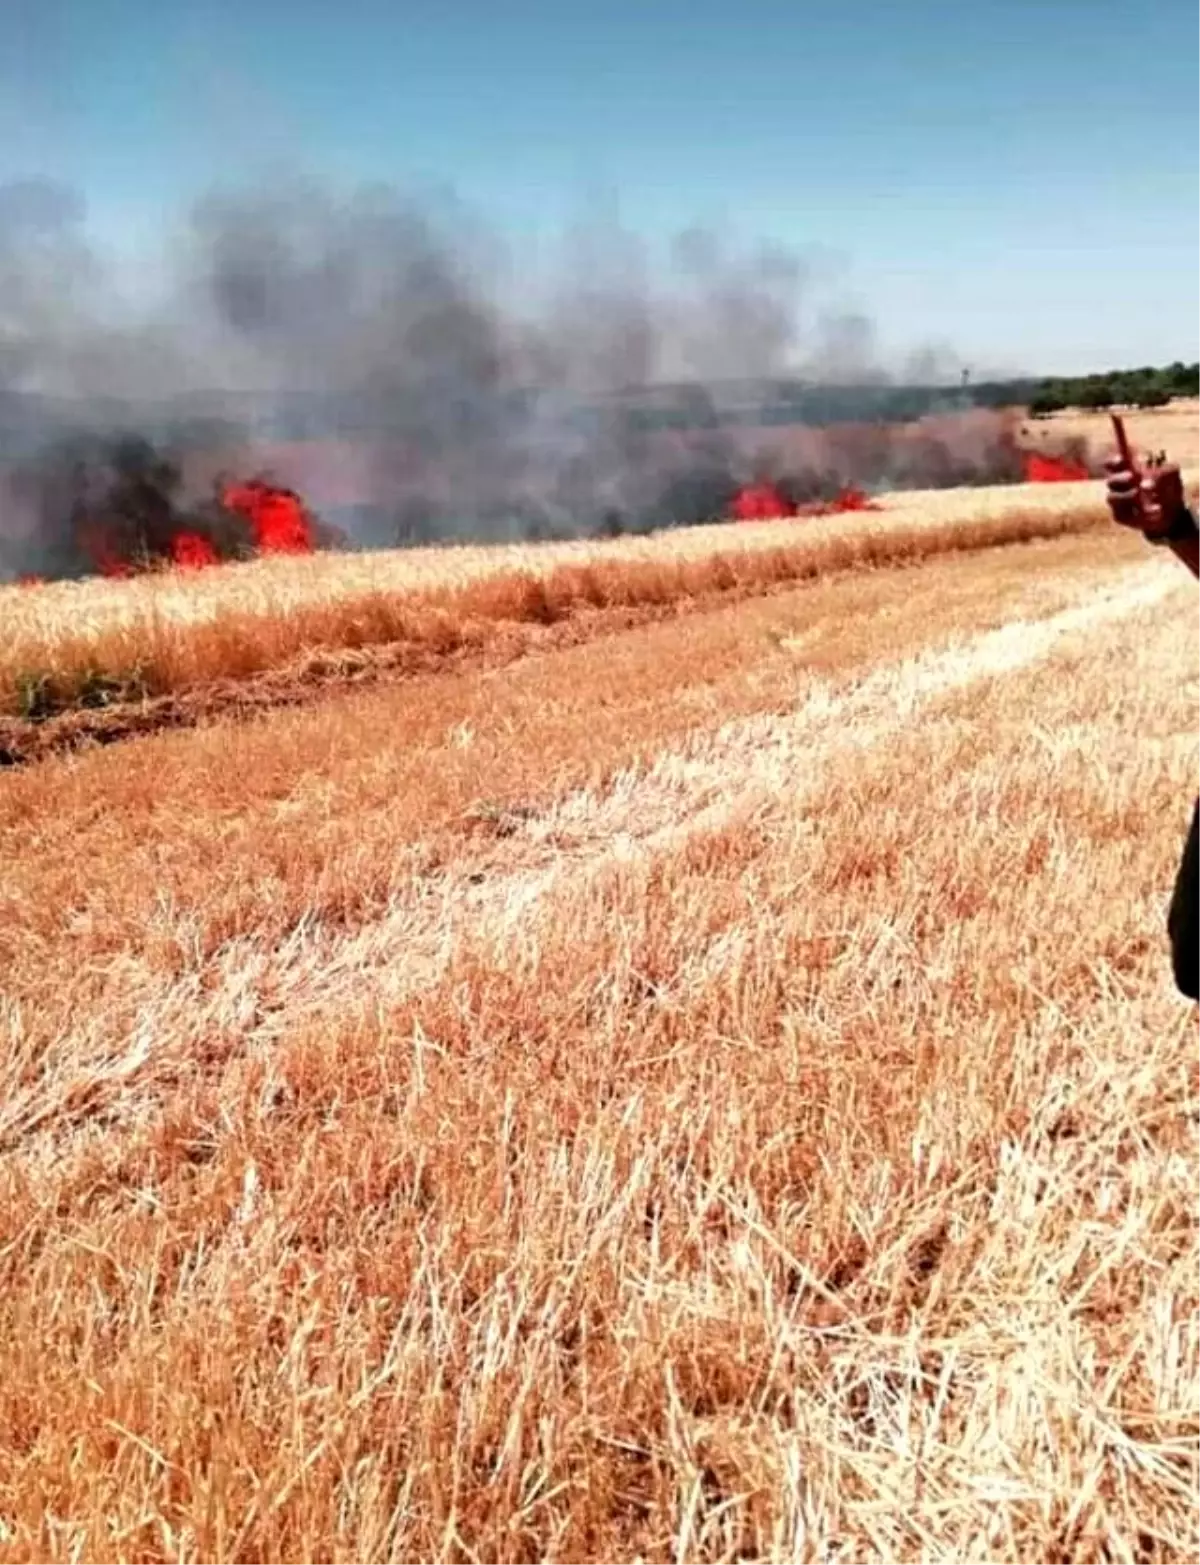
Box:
1167 799 1198 1001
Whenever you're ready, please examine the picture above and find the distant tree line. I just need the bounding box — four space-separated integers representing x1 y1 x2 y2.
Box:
2 363 1196 467
625 383 994 431
1024 361 1199 417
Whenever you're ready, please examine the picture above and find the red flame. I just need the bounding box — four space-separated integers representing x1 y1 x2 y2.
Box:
731 482 882 522
732 482 796 521
1023 452 1090 483
72 520 138 578
826 485 878 513
61 475 320 581
221 480 315 554
170 531 221 569
94 547 135 579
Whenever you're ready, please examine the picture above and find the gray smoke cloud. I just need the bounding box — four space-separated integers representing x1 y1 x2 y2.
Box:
1 172 1028 571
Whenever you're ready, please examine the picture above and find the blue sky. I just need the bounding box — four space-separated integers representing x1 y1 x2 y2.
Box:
2 0 1196 376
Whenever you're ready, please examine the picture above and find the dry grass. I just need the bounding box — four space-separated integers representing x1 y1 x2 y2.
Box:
1033 399 1199 470
0 510 1195 1563
1 482 1126 721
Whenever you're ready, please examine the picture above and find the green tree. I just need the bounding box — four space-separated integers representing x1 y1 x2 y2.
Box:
1029 390 1065 417
1135 383 1171 408
1079 379 1116 410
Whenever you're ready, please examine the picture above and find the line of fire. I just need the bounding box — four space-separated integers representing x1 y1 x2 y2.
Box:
5 408 1095 587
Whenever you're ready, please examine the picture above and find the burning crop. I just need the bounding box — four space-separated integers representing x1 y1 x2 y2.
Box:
0 407 1099 585
1023 450 1091 483
0 174 1111 582
170 531 222 570
731 480 880 521
221 479 317 555
0 432 331 581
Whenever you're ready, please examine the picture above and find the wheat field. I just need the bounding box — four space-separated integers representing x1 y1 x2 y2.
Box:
1033 400 1200 470
0 491 1197 1563
0 482 1133 723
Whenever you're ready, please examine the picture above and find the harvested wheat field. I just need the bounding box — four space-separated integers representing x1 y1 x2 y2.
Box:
0 496 1197 1564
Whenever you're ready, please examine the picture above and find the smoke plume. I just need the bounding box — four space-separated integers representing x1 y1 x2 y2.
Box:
1 173 1065 578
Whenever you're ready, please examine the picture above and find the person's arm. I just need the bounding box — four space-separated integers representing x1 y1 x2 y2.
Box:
1168 522 1199 580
